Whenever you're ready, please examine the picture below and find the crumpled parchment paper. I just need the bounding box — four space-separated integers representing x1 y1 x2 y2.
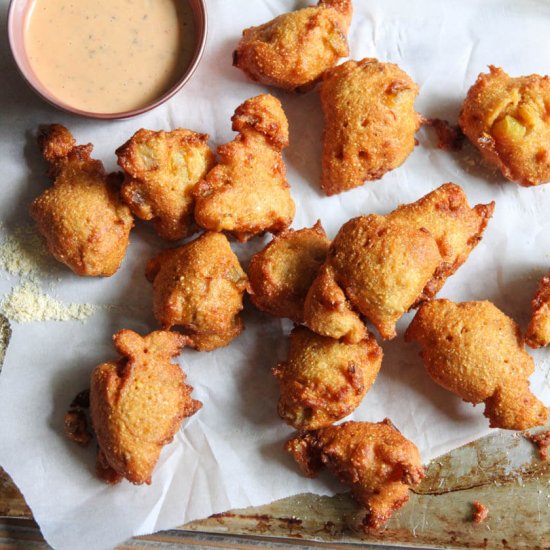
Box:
0 0 549 549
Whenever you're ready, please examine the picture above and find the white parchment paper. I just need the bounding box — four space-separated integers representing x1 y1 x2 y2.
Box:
1 1 550 549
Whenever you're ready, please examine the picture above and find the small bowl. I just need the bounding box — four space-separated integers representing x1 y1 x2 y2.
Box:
7 0 207 120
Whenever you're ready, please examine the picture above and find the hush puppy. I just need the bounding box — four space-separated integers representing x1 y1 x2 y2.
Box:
30 125 133 276
320 59 421 195
248 221 330 323
146 232 248 351
405 299 548 430
303 263 368 343
194 95 296 242
287 420 425 529
273 326 382 430
459 66 550 186
116 129 215 241
305 215 442 341
90 330 202 485
233 0 352 92
304 184 493 340
387 183 494 301
525 270 550 348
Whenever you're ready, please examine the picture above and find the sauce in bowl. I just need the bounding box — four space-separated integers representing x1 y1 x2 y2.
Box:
24 0 196 114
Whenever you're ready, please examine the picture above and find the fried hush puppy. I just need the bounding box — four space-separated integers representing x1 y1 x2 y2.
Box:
90 330 202 485
146 231 248 351
305 214 442 341
273 327 382 430
30 124 133 276
248 222 330 323
405 299 548 430
287 420 425 529
304 184 493 341
525 270 550 348
233 0 352 92
194 95 296 242
320 59 421 195
459 66 550 187
116 128 215 241
387 183 494 301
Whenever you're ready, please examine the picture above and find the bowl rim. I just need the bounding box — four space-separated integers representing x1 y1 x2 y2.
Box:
7 0 208 120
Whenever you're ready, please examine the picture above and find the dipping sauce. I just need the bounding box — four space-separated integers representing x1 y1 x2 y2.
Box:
24 0 196 114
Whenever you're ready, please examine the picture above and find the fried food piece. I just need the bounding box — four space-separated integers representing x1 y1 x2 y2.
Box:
146 232 248 351
30 125 133 276
287 420 425 529
459 66 550 186
387 183 495 301
305 215 442 341
248 221 330 323
90 330 202 485
525 270 550 348
320 59 421 195
405 299 548 430
116 129 215 241
194 95 295 242
472 501 489 524
304 263 368 342
525 430 550 460
233 0 352 92
273 326 382 430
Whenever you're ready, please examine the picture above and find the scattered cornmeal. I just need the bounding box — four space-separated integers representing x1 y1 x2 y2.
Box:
0 281 97 323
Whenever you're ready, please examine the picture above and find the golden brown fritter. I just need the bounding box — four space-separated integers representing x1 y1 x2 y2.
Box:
233 0 352 92
387 183 495 301
320 59 421 195
525 270 550 348
287 420 425 529
248 221 330 323
90 330 202 485
405 299 548 430
194 95 296 242
273 326 382 430
459 66 550 187
305 215 442 341
30 124 133 276
116 129 215 241
304 263 368 343
146 231 248 351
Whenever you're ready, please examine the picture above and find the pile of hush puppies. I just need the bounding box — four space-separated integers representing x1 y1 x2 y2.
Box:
29 0 550 531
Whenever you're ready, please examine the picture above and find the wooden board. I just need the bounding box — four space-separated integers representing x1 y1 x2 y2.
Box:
2 424 549 549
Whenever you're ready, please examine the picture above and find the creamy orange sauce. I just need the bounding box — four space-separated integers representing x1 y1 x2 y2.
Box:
25 0 196 113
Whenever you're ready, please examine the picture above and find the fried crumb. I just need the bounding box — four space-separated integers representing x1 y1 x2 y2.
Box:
472 501 489 523
64 409 92 446
525 430 550 460
64 389 92 446
426 118 464 151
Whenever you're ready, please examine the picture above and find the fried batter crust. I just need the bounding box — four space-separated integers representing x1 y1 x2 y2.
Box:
388 183 495 301
116 129 215 241
90 330 202 485
233 0 352 91
405 299 548 430
320 59 421 195
305 215 442 341
459 66 550 187
287 420 425 529
273 326 382 430
248 221 330 323
30 125 133 276
194 95 296 241
525 270 550 348
146 232 249 351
